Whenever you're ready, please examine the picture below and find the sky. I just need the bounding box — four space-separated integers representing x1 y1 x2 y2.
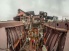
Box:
0 0 69 21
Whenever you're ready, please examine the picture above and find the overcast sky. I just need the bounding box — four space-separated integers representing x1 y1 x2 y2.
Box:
0 0 69 21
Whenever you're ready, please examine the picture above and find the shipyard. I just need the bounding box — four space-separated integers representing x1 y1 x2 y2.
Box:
0 0 69 51
0 9 69 51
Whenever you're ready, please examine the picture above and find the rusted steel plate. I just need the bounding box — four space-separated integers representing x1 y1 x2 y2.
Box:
0 27 7 51
44 22 67 32
64 31 69 51
6 27 24 49
0 21 26 51
43 22 68 51
0 21 24 28
49 34 58 51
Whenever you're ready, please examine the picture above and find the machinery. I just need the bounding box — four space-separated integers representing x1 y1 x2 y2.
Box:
39 11 58 22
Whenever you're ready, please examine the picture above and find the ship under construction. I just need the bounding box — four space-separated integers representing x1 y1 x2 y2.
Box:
0 9 69 51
